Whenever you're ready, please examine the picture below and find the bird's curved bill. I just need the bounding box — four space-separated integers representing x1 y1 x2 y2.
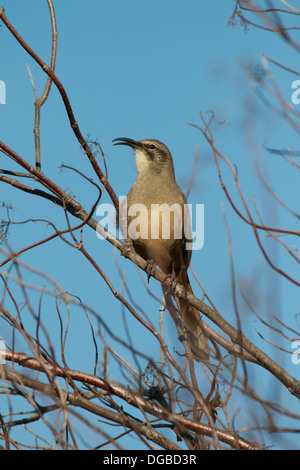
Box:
112 137 142 149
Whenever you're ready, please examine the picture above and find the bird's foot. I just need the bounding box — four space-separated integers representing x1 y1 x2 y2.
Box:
145 259 156 283
166 271 177 293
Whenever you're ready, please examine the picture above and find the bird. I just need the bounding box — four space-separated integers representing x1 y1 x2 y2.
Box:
113 137 209 360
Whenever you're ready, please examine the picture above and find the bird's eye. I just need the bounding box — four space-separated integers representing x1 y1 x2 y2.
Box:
149 144 156 149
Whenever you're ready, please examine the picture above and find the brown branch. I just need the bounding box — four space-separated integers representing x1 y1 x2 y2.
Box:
29 0 58 170
255 161 300 221
0 8 119 213
189 114 300 287
1 136 299 398
235 0 300 52
1 352 264 450
0 174 63 206
188 122 298 236
3 368 180 450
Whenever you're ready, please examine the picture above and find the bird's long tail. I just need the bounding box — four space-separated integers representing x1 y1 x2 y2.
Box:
173 270 210 360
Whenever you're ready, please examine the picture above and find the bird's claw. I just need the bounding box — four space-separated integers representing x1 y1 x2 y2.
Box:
121 238 134 259
145 259 156 282
166 271 177 293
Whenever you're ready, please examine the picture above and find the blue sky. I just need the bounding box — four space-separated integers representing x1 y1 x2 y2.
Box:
1 1 300 450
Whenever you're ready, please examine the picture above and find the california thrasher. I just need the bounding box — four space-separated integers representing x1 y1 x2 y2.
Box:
113 137 209 360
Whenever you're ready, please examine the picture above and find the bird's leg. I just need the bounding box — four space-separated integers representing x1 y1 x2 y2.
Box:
166 263 178 294
145 259 156 283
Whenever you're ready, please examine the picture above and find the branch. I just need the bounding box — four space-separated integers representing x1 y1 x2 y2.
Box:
0 8 119 212
189 114 300 287
0 174 63 206
1 367 180 450
1 139 299 398
27 0 58 170
1 352 264 450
